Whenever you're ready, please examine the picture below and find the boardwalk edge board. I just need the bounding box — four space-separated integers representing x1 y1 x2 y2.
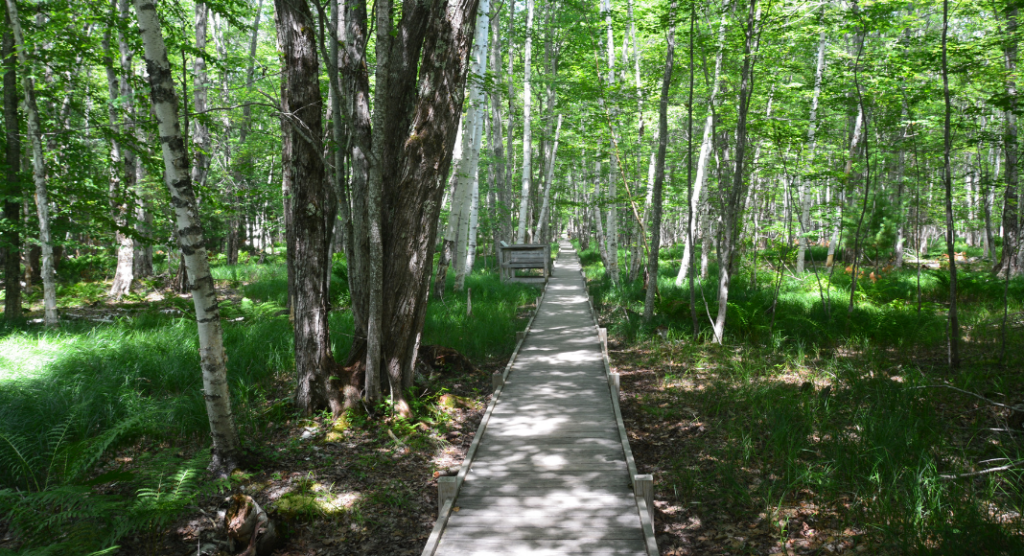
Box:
420 263 550 556
583 251 660 556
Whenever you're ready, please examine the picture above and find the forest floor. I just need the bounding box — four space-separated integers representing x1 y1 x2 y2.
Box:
0 261 540 556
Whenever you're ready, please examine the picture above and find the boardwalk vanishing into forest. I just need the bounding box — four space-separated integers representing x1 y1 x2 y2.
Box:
422 241 658 556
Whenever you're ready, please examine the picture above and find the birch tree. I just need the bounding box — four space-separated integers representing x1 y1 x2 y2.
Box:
5 0 56 327
131 0 240 474
676 0 729 286
515 0 534 244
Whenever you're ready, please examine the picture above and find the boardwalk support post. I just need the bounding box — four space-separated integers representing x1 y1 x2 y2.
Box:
438 476 457 513
492 371 502 390
634 474 654 519
598 327 608 351
609 372 620 397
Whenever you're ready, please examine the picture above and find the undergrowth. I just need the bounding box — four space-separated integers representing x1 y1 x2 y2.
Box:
0 254 537 554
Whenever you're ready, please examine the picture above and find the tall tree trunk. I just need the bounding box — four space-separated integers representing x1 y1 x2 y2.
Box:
132 0 239 474
339 0 372 359
191 3 212 191
712 0 758 344
2 20 20 320
796 27 826 273
274 0 346 415
601 0 620 282
454 2 490 290
436 121 466 298
105 2 137 299
676 0 729 286
489 4 511 246
942 0 961 367
997 1 1022 277
5 0 56 327
357 0 479 413
515 0 534 244
644 2 675 323
535 114 563 244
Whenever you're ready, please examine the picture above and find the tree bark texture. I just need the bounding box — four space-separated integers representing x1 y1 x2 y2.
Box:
997 2 1022 277
644 2 674 323
5 0 56 327
676 0 728 286
2 22 20 320
132 0 240 473
515 0 533 244
273 0 346 415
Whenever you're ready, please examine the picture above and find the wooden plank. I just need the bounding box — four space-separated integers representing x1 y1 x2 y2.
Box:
456 484 634 499
445 512 641 529
452 494 636 508
437 526 644 541
436 537 646 556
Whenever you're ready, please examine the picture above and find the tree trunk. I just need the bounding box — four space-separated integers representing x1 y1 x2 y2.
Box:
489 4 511 246
796 27 826 273
644 2 675 323
273 0 346 415
435 120 465 299
190 2 212 191
997 2 1022 277
676 0 728 286
601 0 619 283
105 2 137 299
535 114 563 245
356 0 479 413
132 0 239 474
515 0 534 244
5 0 56 327
2 21 20 321
942 0 960 367
339 0 372 356
712 0 758 344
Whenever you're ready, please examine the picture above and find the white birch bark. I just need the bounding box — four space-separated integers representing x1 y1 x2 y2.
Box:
535 113 563 243
827 103 863 267
515 0 534 244
132 0 239 473
455 0 490 290
797 29 826 273
602 0 620 282
675 1 729 286
190 2 212 189
5 0 56 326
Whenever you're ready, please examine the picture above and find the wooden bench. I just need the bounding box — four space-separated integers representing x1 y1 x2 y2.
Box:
497 243 551 283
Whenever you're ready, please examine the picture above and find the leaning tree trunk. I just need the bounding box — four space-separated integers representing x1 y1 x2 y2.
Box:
273 0 347 415
435 121 467 300
2 22 20 321
644 2 675 323
132 0 239 474
5 0 56 327
675 0 728 286
535 114 563 245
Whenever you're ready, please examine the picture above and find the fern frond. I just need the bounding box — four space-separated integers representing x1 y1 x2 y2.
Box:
0 432 41 491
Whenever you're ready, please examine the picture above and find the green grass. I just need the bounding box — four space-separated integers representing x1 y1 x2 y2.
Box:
583 239 1024 554
0 254 538 554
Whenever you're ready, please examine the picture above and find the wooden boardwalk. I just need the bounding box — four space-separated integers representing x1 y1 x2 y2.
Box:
423 241 657 556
